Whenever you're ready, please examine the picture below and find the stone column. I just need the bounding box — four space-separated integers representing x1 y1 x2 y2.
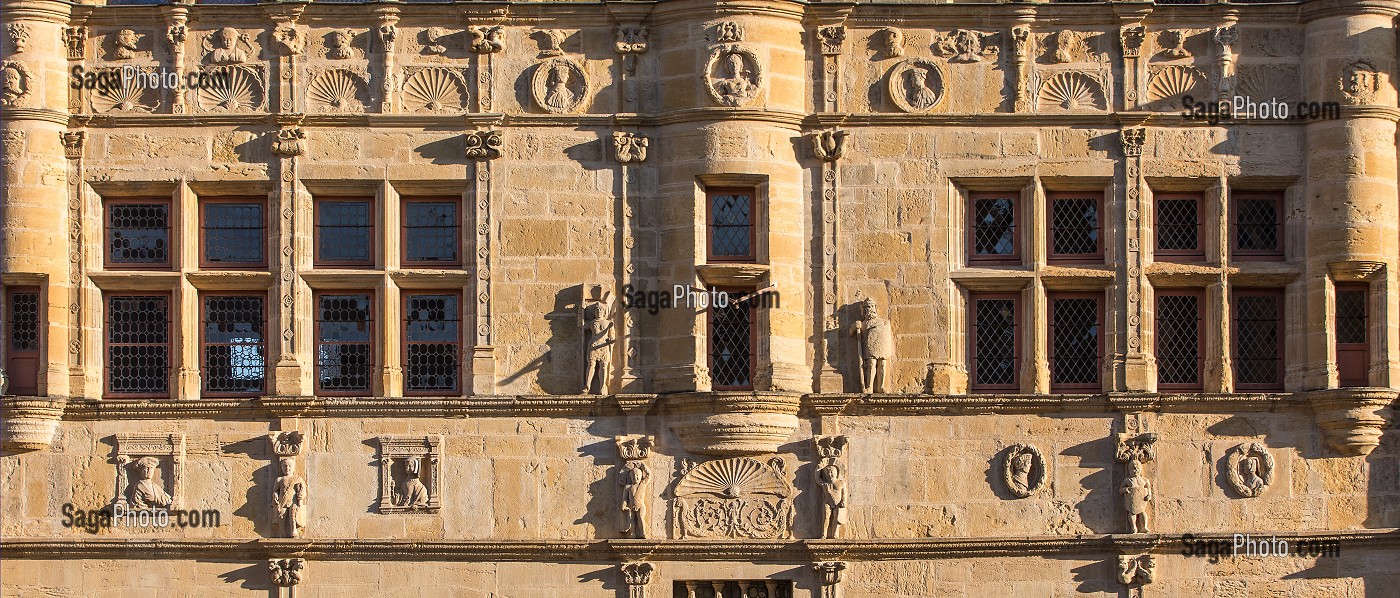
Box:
1301 3 1400 390
1 0 76 398
1119 128 1153 391
467 130 502 394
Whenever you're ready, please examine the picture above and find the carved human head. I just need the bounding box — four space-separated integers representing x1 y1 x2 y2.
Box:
116 29 138 49
879 28 904 56
135 456 161 479
426 27 446 42
1 66 19 94
1012 451 1033 474
1125 457 1143 477
279 457 296 476
405 457 421 478
215 27 239 49
861 297 878 320
331 30 351 47
1160 30 1184 49
1242 455 1259 475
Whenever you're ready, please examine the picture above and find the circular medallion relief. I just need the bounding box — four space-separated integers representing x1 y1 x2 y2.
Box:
886 58 945 113
531 58 589 114
704 45 763 107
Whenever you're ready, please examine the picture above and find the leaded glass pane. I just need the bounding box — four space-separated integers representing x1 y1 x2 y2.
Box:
109 203 170 264
973 298 1016 386
1233 294 1280 386
710 193 753 259
204 203 265 265
1235 198 1279 252
405 295 459 392
1051 297 1099 386
404 201 459 264
203 295 265 394
972 198 1016 257
317 294 373 392
9 292 39 352
710 299 752 388
317 201 373 264
1156 294 1200 386
107 295 170 394
1156 198 1199 252
1050 198 1099 256
1336 290 1367 345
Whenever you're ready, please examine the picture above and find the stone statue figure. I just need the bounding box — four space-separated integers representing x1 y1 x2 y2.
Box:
543 63 577 113
272 457 307 538
396 457 430 509
580 290 615 395
1121 458 1151 534
816 457 847 539
904 67 939 110
113 29 139 60
849 298 894 393
715 52 753 100
618 460 649 538
128 456 172 509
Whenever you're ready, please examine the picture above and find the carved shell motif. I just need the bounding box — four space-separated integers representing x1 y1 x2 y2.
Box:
1236 66 1299 104
1037 71 1106 111
196 66 265 112
1145 66 1206 110
673 457 791 499
90 67 158 113
307 69 368 113
401 67 467 113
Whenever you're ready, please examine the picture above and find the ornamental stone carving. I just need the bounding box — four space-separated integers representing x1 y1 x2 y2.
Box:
818 26 845 56
422 27 448 55
933 29 998 63
113 433 185 511
204 27 253 65
1118 554 1155 586
166 25 186 49
1214 25 1238 55
1146 66 1206 110
306 68 369 113
272 127 305 156
850 297 894 393
1225 442 1273 498
1310 388 1395 456
672 457 794 539
326 30 357 60
616 435 653 538
814 435 848 539
705 45 762 107
715 21 744 43
89 65 160 112
377 25 397 54
468 25 504 54
272 25 306 56
1116 432 1157 534
877 27 904 59
615 26 648 54
1002 443 1046 498
532 57 589 114
814 562 846 598
1120 127 1146 158
1157 30 1191 59
269 431 303 457
1 397 66 451
62 131 86 159
196 65 266 112
465 129 502 159
402 67 467 113
613 131 648 163
1341 61 1381 105
886 59 944 113
809 130 847 162
1036 71 1107 112
272 453 307 537
5 23 29 54
1119 25 1145 58
1046 30 1086 64
110 29 141 60
377 435 442 513
620 562 653 598
63 27 86 60
268 558 305 587
579 287 615 394
0 61 32 107
533 29 565 58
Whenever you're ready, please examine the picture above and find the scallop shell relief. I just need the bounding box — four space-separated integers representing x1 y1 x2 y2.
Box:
307 68 369 113
401 67 467 113
672 457 794 540
1146 66 1206 110
196 66 266 113
90 67 159 113
1037 71 1106 111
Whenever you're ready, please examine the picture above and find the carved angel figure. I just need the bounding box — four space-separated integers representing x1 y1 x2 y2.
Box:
113 29 140 60
396 457 430 509
618 460 649 538
206 27 249 64
272 457 307 537
849 298 894 393
128 456 173 510
816 457 847 539
580 290 615 394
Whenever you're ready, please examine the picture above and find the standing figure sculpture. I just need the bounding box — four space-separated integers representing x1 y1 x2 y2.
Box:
1121 458 1151 533
128 456 173 510
580 290 615 395
849 298 894 393
272 457 307 538
618 460 649 538
816 456 847 539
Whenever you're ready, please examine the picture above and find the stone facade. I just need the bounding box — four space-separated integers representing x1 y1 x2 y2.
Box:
3 0 1400 595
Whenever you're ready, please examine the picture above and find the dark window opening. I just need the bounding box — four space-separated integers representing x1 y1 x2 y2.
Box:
1155 194 1201 259
316 294 374 394
1233 195 1283 258
106 295 170 397
709 289 754 389
404 294 460 394
1050 294 1101 391
1156 292 1203 390
1336 286 1368 387
315 199 374 266
106 201 171 267
201 199 266 267
970 194 1019 263
708 190 754 261
1049 195 1101 260
402 198 460 266
1232 290 1283 389
970 294 1019 391
6 288 41 395
202 295 266 395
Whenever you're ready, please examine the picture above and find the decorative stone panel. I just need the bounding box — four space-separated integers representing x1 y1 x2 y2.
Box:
672 456 794 539
376 435 443 513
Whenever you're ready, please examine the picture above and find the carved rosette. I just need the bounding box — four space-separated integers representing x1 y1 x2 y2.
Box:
531 57 589 114
1002 443 1046 498
704 45 763 107
886 59 945 113
672 456 794 539
1225 442 1274 498
1310 388 1396 456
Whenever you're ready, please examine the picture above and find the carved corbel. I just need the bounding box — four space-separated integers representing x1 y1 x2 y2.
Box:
620 562 654 598
61 131 86 160
1120 127 1145 158
1117 554 1154 586
1119 24 1145 59
1310 388 1396 457
272 127 306 157
268 558 305 589
465 129 502 160
63 26 86 61
814 561 846 598
613 131 648 163
809 130 847 162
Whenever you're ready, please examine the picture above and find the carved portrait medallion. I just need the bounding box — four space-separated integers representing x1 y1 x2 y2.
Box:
531 57 588 114
705 45 762 107
1002 443 1047 498
1225 442 1274 498
0 60 32 107
886 58 945 113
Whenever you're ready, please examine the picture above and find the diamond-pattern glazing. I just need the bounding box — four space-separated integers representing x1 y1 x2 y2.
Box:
1156 294 1200 386
1050 198 1099 256
1051 297 1099 386
972 198 1016 257
973 298 1016 386
710 298 752 388
1156 198 1199 252
1233 294 1280 386
1235 198 1279 252
710 193 753 259
1336 290 1367 345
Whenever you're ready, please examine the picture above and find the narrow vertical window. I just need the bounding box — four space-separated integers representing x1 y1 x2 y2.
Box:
315 198 374 267
709 289 754 390
1232 290 1284 390
316 293 374 395
1232 193 1283 259
707 189 754 262
202 294 266 396
1048 194 1102 261
5 288 41 395
106 294 171 397
402 197 460 267
969 293 1019 392
1049 293 1102 391
201 198 266 268
1155 291 1203 390
106 199 171 268
968 193 1019 264
404 294 460 394
1154 193 1202 261
1336 285 1369 387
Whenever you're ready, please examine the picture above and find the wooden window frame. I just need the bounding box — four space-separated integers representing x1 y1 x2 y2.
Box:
1153 192 1204 262
1047 192 1105 264
5 286 43 396
400 196 463 269
1231 288 1285 391
967 192 1021 265
1335 284 1369 388
104 197 173 270
1047 291 1104 393
967 292 1021 393
402 291 463 396
705 188 757 263
103 292 173 399
199 291 269 398
313 291 377 397
1230 192 1285 261
199 196 268 270
313 196 377 268
1154 288 1205 391
707 286 757 391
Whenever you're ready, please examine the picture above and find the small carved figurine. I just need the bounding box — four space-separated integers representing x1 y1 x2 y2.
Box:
327 30 355 60
272 456 307 538
849 298 894 393
1121 458 1151 534
205 27 250 64
618 460 650 538
128 456 173 510
396 457 430 509
112 29 140 60
580 290 615 395
816 456 847 539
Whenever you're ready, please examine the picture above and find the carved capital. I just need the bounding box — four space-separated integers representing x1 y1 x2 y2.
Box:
465 129 502 160
613 131 649 163
813 435 847 459
1117 554 1154 586
620 561 654 586
818 26 846 56
269 430 303 457
468 25 504 54
814 561 846 586
268 558 305 587
272 127 305 157
615 26 648 54
61 131 86 159
1119 25 1145 58
615 435 654 461
63 27 86 61
1120 127 1146 158
809 130 847 162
